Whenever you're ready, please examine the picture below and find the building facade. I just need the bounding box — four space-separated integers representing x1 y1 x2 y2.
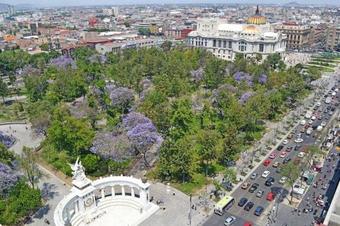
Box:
326 25 340 51
274 22 312 51
187 18 286 61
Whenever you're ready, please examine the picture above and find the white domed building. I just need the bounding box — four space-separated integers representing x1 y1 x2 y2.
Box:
54 158 159 226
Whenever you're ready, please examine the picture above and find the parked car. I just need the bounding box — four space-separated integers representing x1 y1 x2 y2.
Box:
241 182 251 189
266 192 276 201
263 159 271 167
277 145 284 151
272 161 280 168
249 183 259 193
283 157 291 164
254 206 264 216
224 216 236 226
244 202 254 211
265 177 275 186
250 173 257 180
282 139 288 145
256 190 264 198
238 197 248 207
298 152 305 158
279 176 287 184
269 153 276 159
262 170 270 178
280 151 287 158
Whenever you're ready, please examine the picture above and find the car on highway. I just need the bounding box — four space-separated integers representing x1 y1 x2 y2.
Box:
263 159 271 167
250 173 257 180
244 202 254 211
249 183 259 193
280 151 287 158
256 190 264 198
272 161 280 168
269 153 276 159
279 176 287 184
254 206 264 216
266 192 276 201
241 182 251 189
238 198 248 207
283 157 291 164
224 216 236 226
262 170 270 178
265 177 275 186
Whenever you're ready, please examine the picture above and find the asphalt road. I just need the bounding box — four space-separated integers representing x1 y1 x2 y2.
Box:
204 80 339 226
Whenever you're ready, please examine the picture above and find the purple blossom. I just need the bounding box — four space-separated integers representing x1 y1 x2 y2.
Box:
258 74 267 84
90 132 135 161
239 92 253 104
0 163 18 195
108 87 135 108
123 112 163 154
0 132 16 148
122 112 152 131
50 55 77 69
233 71 253 86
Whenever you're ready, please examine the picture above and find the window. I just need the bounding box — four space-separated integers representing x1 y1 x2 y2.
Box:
259 43 264 52
238 41 247 52
213 39 216 47
218 40 221 47
228 41 232 48
223 40 227 48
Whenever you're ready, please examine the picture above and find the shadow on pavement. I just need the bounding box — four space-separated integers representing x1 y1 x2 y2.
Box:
33 204 50 219
41 182 59 201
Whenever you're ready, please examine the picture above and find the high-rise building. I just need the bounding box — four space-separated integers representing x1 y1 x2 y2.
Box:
326 25 340 51
112 7 119 17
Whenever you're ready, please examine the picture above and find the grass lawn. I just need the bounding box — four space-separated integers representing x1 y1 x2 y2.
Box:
172 173 209 195
0 100 27 123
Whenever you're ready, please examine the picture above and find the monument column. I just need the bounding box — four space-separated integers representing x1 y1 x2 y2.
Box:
131 186 135 197
111 186 115 197
101 189 105 199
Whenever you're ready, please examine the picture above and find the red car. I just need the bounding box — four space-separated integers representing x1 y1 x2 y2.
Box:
266 192 276 201
269 152 276 159
244 222 252 226
263 159 271 166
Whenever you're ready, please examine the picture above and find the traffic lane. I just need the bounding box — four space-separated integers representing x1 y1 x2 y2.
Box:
203 213 259 226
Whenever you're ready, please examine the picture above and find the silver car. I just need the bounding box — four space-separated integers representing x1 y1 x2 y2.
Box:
224 216 236 226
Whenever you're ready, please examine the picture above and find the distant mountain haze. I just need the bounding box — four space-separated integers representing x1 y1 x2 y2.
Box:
0 0 339 7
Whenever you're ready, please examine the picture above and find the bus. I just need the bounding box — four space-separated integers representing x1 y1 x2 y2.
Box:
214 195 235 215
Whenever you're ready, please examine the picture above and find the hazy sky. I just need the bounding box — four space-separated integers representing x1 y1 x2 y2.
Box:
1 0 339 6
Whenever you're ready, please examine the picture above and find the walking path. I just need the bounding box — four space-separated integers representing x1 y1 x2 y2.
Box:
0 123 70 226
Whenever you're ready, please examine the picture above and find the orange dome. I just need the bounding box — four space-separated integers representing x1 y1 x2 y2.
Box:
243 25 259 33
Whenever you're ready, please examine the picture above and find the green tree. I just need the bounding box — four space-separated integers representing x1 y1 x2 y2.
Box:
20 146 42 189
82 154 100 174
280 161 301 204
47 108 95 156
0 144 15 165
0 77 8 102
0 180 42 225
196 129 221 176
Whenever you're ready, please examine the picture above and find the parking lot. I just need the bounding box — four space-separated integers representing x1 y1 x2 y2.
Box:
204 82 339 226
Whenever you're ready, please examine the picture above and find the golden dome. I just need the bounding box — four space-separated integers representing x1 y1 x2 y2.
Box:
247 5 267 25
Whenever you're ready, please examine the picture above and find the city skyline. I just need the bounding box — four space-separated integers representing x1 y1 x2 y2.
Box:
0 0 340 7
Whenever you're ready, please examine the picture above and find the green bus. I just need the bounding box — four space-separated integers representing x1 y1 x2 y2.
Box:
214 195 235 215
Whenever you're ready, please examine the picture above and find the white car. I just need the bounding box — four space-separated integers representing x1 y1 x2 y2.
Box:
306 128 313 135
311 116 316 121
316 102 321 107
298 152 305 158
224 216 236 226
321 121 327 127
331 92 336 96
262 170 270 178
317 126 323 131
295 137 304 143
283 139 288 145
308 120 313 125
279 176 287 184
300 120 306 125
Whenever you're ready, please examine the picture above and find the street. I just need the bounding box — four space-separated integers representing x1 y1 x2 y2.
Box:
204 77 339 226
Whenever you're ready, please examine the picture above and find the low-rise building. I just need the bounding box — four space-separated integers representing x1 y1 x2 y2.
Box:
187 18 286 61
274 22 312 51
